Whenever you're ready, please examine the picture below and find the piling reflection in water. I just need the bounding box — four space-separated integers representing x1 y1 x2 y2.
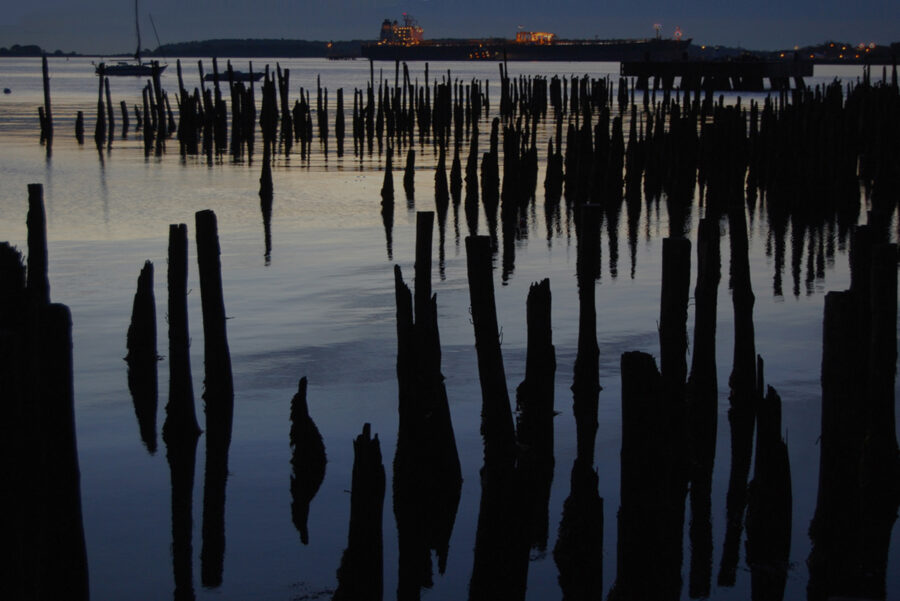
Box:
393 212 462 599
380 146 395 260
125 260 159 455
290 377 326 545
163 223 201 601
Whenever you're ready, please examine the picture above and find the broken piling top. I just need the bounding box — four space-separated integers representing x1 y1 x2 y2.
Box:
164 223 201 442
291 377 310 423
125 260 156 363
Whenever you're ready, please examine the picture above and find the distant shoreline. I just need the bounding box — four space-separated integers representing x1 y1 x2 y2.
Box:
2 38 897 64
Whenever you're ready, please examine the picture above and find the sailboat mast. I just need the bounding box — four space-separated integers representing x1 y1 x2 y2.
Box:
134 0 142 61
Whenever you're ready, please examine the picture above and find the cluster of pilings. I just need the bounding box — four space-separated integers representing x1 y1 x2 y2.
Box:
22 58 900 600
123 209 238 597
44 58 900 293
807 225 900 601
0 184 88 600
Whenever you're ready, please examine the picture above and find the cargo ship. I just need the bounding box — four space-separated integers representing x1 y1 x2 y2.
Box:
360 15 691 62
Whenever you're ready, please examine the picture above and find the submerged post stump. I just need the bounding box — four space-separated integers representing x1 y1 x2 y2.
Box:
290 377 326 545
333 423 385 601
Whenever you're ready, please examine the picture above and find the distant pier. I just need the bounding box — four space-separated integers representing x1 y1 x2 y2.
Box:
621 60 815 91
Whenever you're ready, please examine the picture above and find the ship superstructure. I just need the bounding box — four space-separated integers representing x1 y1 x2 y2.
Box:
378 13 425 46
362 17 691 62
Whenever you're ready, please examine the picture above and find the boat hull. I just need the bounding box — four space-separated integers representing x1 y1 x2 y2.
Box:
95 62 167 77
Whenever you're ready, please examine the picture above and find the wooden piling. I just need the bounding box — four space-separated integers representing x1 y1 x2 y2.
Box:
41 55 52 144
125 260 158 454
36 303 90 600
163 224 201 443
686 218 721 598
465 235 515 465
26 183 50 306
573 205 602 462
333 423 385 601
719 191 758 586
515 278 556 551
195 209 234 587
75 111 84 144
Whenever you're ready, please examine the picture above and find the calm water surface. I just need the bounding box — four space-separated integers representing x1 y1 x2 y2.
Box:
0 57 896 600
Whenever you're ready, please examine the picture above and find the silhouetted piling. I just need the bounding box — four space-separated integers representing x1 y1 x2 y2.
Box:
514 278 556 551
464 124 480 236
553 457 603 600
151 62 166 155
125 260 158 454
719 193 758 586
336 87 345 157
381 147 395 259
657 236 691 595
434 145 449 277
195 210 234 588
259 147 273 263
41 55 52 145
104 76 114 146
26 183 50 305
94 70 106 150
745 384 791 601
808 233 900 601
289 378 326 545
686 218 721 599
403 148 415 208
609 351 681 601
163 224 201 444
465 235 528 601
120 100 129 137
75 111 84 144
573 205 602 461
1 194 89 600
393 214 463 599
333 423 385 601
37 303 90 600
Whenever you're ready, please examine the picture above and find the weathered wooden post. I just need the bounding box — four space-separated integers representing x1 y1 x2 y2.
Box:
381 147 395 260
686 218 721 598
333 423 385 601
125 260 158 454
195 209 234 587
26 183 50 306
41 55 53 144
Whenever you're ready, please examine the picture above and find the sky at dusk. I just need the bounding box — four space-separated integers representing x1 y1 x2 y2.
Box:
0 0 897 55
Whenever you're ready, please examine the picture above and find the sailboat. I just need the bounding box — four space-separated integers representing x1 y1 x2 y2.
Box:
94 0 166 76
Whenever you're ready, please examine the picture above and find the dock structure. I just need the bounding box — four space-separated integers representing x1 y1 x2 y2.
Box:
621 60 815 91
